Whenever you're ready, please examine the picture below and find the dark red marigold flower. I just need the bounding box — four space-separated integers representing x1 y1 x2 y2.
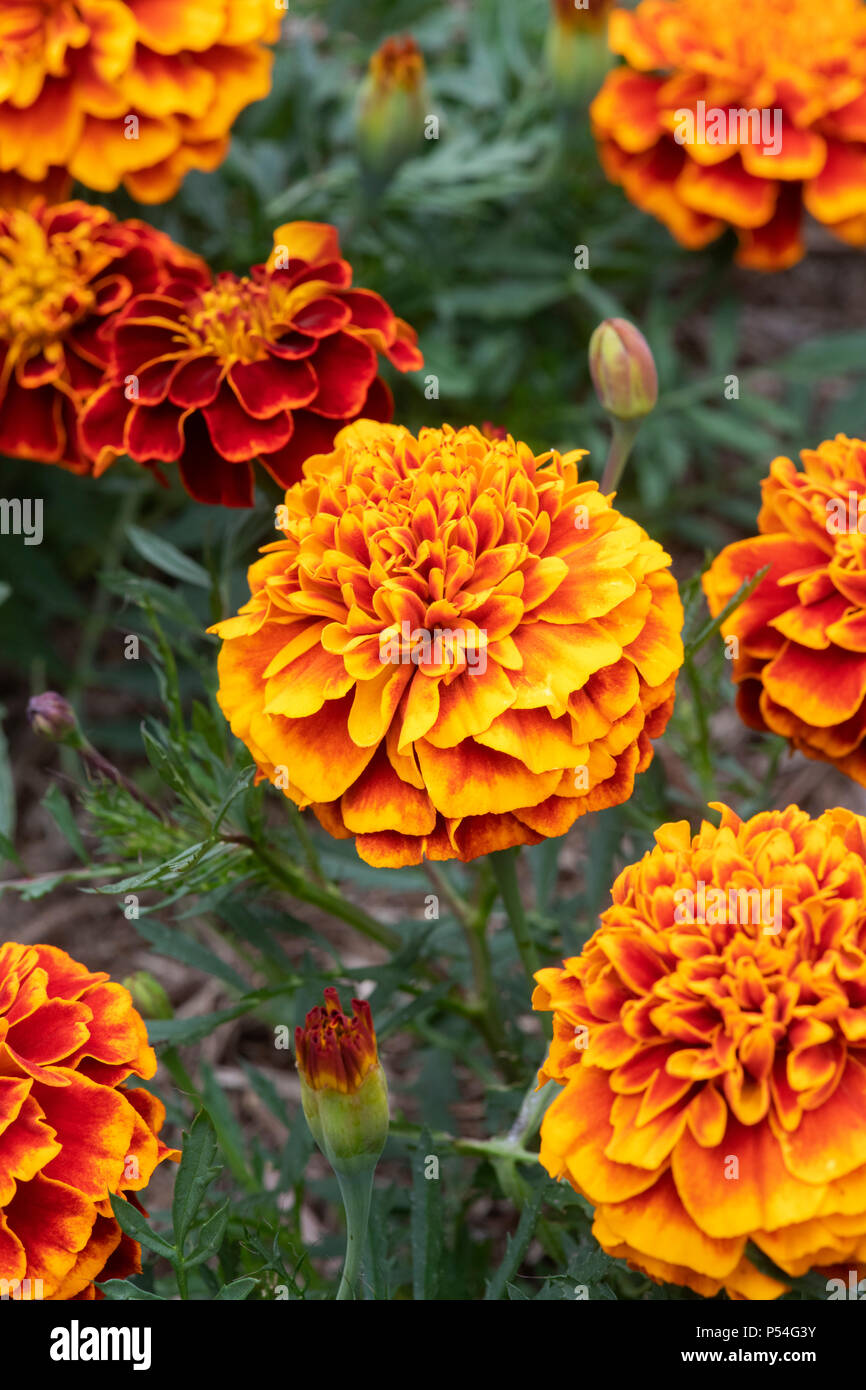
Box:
79 222 424 507
0 201 208 471
0 942 178 1301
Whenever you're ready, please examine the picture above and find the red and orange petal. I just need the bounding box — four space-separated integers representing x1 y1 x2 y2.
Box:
534 803 866 1298
704 435 866 786
0 200 208 471
591 0 866 268
295 988 379 1095
0 1 281 204
208 420 683 865
78 222 424 507
0 942 177 1300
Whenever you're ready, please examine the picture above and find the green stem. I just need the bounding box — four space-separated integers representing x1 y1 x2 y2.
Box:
334 1169 374 1301
69 479 145 707
253 844 402 952
600 417 640 495
490 847 538 981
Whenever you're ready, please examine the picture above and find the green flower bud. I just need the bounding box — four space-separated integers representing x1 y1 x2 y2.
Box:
589 317 659 422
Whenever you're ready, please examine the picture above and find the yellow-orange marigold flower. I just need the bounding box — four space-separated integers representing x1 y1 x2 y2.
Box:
704 435 866 786
0 942 178 1301
0 0 280 205
534 803 866 1299
0 200 207 470
210 421 683 867
591 0 866 269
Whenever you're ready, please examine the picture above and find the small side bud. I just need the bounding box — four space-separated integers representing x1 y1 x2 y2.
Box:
122 972 173 1020
589 317 658 423
27 692 82 747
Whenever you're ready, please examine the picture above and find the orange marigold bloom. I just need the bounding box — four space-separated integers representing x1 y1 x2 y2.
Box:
0 200 207 470
704 435 866 786
79 221 423 507
591 0 866 269
0 0 280 205
296 988 378 1096
534 803 866 1300
0 942 177 1301
210 421 683 866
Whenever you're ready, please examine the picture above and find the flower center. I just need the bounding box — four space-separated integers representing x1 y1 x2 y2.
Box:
178 275 302 365
0 213 96 358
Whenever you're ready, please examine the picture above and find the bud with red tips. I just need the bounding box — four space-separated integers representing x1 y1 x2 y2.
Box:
547 0 614 104
357 35 429 181
295 988 389 1298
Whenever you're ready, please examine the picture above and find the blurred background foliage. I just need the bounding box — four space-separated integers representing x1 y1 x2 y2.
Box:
1 0 865 1300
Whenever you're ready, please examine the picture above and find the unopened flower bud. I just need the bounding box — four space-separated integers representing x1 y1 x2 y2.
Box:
27 691 81 745
357 36 429 180
296 987 388 1174
589 317 658 422
123 972 173 1021
547 0 614 104
296 988 389 1299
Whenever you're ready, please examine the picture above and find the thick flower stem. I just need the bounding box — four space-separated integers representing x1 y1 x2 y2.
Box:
334 1168 375 1301
600 417 640 495
490 848 539 981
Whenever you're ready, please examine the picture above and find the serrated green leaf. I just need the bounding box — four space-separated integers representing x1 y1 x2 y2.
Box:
172 1111 222 1252
109 1192 176 1262
214 1277 257 1300
96 1279 166 1301
484 1189 543 1301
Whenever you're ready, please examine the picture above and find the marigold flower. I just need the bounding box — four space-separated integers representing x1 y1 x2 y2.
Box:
534 803 866 1299
79 222 423 507
0 0 280 205
210 420 683 866
0 941 178 1301
591 0 866 269
704 435 866 786
0 200 207 470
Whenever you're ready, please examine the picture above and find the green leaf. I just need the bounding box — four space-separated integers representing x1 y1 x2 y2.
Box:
214 1277 257 1300
686 566 770 658
0 827 23 872
108 1192 176 1262
0 707 15 847
41 783 89 864
146 1001 255 1047
410 1130 442 1301
484 1189 543 1300
97 1279 166 1301
127 524 211 589
172 1111 222 1253
132 917 248 994
200 1061 251 1187
186 1199 230 1266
